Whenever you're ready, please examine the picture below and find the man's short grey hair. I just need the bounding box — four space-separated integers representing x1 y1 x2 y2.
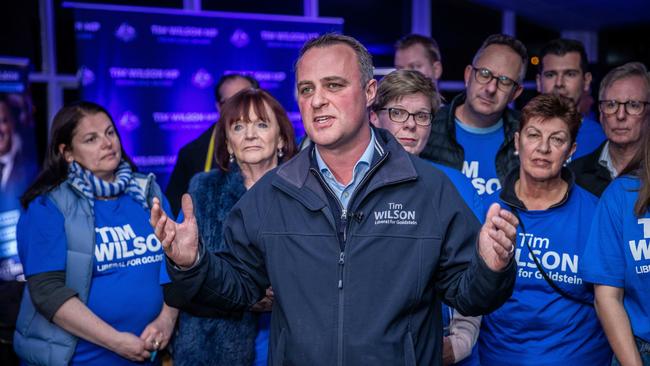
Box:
295 33 375 87
599 62 650 102
472 33 528 83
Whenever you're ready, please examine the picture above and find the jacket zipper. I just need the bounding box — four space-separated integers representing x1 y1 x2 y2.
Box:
310 169 348 366
309 150 391 366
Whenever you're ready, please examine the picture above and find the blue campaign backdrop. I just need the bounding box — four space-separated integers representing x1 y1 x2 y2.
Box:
0 57 38 281
69 2 343 187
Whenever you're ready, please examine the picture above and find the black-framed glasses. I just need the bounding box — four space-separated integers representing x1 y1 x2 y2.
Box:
471 66 518 92
599 100 650 116
378 107 433 126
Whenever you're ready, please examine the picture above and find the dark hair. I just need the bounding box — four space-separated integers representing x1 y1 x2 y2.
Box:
394 34 442 63
214 74 259 104
520 94 581 144
215 89 297 171
20 101 135 208
372 69 441 114
539 38 589 74
295 33 374 87
473 33 528 82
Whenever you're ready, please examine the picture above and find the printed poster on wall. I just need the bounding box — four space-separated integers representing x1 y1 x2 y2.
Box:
69 2 343 187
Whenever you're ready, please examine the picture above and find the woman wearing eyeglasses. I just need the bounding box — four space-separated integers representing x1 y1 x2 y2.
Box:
581 64 650 365
478 94 611 366
371 69 483 366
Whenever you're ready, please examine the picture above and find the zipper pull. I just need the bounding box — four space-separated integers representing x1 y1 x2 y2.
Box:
341 209 347 220
339 252 345 264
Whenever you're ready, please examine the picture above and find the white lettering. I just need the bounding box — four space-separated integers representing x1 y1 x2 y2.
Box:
115 224 136 241
95 242 115 262
462 161 479 179
638 218 650 238
630 239 650 261
146 234 162 252
133 236 147 255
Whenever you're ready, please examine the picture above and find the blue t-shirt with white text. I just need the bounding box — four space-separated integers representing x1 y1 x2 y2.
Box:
455 119 503 198
17 194 171 366
582 176 650 342
479 185 611 366
431 161 485 222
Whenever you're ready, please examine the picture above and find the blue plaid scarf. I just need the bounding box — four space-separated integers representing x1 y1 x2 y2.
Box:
67 160 148 208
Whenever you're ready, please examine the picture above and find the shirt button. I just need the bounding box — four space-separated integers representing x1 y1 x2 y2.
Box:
343 192 349 198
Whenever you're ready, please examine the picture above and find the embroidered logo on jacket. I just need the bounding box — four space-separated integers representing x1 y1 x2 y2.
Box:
373 202 417 225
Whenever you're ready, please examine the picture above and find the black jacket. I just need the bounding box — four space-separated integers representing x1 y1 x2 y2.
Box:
166 128 516 366
165 123 216 216
569 142 612 197
419 93 520 184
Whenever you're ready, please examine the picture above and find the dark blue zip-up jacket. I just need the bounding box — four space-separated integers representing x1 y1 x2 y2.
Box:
165 128 516 366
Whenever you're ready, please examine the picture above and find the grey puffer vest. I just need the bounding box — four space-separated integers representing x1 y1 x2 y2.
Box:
13 173 161 366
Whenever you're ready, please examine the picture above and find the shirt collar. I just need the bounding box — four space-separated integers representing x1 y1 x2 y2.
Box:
598 141 618 179
314 128 376 184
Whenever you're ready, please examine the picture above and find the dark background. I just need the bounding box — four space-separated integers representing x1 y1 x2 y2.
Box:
1 0 649 164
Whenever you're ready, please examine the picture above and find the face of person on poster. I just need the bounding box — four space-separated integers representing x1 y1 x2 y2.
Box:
0 100 15 156
60 112 123 182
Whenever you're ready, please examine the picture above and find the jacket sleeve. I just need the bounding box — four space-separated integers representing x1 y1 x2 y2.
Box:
434 177 516 316
165 187 269 313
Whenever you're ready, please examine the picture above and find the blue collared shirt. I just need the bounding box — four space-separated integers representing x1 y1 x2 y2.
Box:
314 129 377 209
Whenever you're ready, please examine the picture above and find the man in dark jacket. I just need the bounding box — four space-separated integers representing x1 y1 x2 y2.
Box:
165 74 258 215
152 33 519 366
420 34 526 199
570 62 650 197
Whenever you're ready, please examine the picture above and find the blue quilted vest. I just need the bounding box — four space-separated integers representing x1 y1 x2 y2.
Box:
13 173 161 366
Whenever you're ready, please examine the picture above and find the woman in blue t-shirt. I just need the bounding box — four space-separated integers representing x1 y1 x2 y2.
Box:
582 105 650 363
479 94 611 366
371 69 482 366
165 89 297 366
14 101 177 365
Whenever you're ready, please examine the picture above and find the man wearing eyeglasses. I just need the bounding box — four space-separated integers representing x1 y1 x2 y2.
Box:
420 34 526 198
570 62 650 197
536 38 605 159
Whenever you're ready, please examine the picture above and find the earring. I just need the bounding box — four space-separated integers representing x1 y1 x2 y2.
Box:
229 154 235 164
513 150 519 156
277 148 284 159
564 156 572 167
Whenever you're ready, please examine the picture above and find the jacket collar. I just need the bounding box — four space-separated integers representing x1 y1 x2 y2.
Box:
576 141 610 177
499 166 576 211
274 127 418 204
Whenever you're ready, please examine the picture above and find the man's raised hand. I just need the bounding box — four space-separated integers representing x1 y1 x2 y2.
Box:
150 194 199 268
478 203 519 271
